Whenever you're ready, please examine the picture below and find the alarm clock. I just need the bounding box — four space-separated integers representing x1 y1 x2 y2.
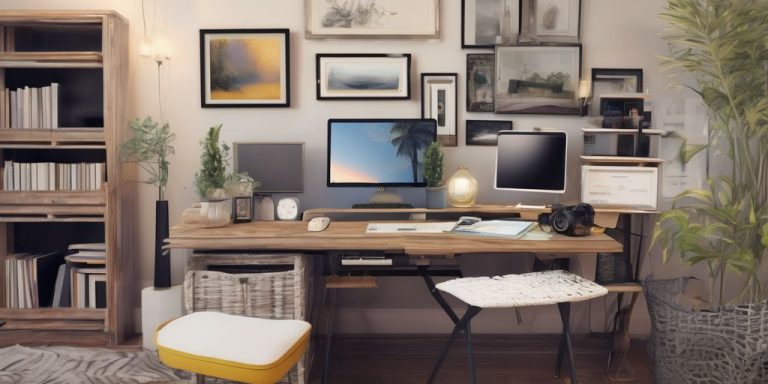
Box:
276 197 301 220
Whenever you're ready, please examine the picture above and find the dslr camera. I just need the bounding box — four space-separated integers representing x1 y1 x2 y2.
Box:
537 203 595 237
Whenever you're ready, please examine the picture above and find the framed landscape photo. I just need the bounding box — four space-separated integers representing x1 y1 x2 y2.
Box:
421 73 458 147
200 29 290 108
316 54 411 100
306 0 439 38
462 0 520 48
590 68 643 116
519 0 580 44
494 45 581 115
466 54 495 112
466 120 513 145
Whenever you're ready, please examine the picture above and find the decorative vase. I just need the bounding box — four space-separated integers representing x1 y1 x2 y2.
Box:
447 166 478 207
200 199 231 228
425 186 446 209
154 200 171 288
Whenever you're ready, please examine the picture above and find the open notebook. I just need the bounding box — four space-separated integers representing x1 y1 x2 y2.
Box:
365 216 536 239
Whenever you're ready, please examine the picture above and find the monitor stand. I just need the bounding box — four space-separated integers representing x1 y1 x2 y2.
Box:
353 187 413 209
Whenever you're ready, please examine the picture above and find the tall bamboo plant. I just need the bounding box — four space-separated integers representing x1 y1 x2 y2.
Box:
653 0 768 307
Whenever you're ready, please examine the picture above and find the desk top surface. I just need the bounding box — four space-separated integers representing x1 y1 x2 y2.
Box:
169 220 623 256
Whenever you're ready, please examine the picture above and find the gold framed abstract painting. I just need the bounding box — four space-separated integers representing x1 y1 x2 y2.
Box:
200 29 290 108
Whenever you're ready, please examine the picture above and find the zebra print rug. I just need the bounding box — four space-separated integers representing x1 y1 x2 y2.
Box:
0 345 187 384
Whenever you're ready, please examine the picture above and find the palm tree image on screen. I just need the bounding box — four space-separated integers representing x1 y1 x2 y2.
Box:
390 121 434 183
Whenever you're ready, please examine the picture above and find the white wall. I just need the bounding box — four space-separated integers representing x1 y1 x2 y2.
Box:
2 0 699 335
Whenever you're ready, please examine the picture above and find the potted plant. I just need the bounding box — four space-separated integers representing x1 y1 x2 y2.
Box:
121 116 176 288
194 124 232 227
649 1 768 382
423 141 445 209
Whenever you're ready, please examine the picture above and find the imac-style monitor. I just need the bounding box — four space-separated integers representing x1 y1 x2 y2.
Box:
495 130 568 193
234 142 304 193
327 119 437 187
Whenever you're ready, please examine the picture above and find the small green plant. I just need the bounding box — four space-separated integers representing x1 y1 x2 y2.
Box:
224 172 261 197
423 141 444 188
120 116 175 200
194 124 230 200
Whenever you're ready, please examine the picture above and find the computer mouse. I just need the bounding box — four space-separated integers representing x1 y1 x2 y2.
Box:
307 216 331 232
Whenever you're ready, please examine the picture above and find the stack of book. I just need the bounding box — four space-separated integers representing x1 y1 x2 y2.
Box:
4 251 65 308
0 83 59 129
65 243 106 309
2 161 104 191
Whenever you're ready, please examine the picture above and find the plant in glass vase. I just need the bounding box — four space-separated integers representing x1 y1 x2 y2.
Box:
121 116 175 288
423 141 445 209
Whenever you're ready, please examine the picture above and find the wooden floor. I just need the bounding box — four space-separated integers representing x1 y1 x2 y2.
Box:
311 334 655 383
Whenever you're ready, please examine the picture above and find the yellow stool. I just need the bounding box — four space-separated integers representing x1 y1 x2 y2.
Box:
156 311 311 384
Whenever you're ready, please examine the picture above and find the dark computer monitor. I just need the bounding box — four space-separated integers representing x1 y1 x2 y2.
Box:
234 142 304 193
494 130 568 193
327 119 437 187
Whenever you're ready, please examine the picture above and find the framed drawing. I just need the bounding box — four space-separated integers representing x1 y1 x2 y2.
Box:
466 54 495 112
462 0 520 48
590 68 643 116
494 45 581 115
466 120 513 145
520 0 580 44
306 0 439 38
421 73 458 147
316 54 411 100
200 29 290 108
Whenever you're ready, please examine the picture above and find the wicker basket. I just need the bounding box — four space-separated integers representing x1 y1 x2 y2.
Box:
185 253 312 384
644 278 768 384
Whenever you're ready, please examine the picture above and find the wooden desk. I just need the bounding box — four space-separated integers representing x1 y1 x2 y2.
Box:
168 220 623 256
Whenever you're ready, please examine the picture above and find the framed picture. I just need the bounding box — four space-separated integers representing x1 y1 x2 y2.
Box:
306 0 439 38
199 29 290 108
421 73 458 147
494 45 581 115
462 0 520 48
466 120 513 145
520 0 580 44
232 196 253 223
590 68 643 116
316 54 411 100
466 54 495 112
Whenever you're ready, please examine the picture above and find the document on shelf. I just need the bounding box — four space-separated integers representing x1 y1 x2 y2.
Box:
451 217 536 239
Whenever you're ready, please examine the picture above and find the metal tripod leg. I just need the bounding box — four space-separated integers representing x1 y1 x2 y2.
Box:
555 302 577 384
427 305 483 384
418 265 460 324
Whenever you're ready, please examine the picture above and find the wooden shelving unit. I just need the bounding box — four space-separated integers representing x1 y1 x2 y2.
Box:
0 11 132 347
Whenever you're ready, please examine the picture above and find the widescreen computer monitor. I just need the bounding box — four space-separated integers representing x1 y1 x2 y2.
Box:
327 119 437 188
495 130 568 193
234 142 304 193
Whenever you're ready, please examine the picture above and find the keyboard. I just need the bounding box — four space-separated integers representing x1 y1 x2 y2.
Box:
352 203 413 209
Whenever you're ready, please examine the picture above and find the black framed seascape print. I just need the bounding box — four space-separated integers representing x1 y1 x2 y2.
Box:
200 29 290 108
466 120 513 145
462 0 520 48
421 73 458 146
306 0 439 38
316 54 411 100
494 45 581 115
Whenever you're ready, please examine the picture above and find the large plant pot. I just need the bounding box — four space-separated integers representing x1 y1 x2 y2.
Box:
425 186 446 209
200 200 231 228
644 278 768 383
154 200 170 288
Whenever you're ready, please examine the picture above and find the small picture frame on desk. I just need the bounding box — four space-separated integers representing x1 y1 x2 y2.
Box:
232 196 253 223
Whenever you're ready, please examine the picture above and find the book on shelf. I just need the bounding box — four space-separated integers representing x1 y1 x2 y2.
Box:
0 83 61 129
70 267 105 309
2 161 104 191
3 251 65 308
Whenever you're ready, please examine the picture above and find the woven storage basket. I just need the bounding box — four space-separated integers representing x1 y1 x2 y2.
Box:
185 253 312 384
644 278 768 384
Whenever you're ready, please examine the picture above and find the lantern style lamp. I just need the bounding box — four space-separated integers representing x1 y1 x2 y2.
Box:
447 166 478 207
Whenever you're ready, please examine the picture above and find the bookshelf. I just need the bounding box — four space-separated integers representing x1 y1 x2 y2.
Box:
0 11 132 346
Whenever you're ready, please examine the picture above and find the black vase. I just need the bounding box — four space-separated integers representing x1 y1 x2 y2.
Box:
154 200 171 288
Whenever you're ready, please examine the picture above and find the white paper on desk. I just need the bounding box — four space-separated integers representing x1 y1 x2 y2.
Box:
452 220 536 239
366 222 456 234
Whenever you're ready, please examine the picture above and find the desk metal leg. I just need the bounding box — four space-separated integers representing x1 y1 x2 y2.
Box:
418 265 460 324
321 287 337 384
428 305 482 384
555 302 577 384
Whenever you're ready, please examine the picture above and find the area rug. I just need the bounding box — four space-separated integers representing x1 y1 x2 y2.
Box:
0 345 185 384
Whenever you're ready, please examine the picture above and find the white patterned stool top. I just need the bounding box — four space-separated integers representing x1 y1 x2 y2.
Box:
437 270 608 308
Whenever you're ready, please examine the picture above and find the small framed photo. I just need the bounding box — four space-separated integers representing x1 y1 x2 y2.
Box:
305 0 439 38
520 0 581 44
200 29 290 108
590 68 643 116
421 73 458 147
232 196 253 223
466 54 495 112
494 45 581 115
316 54 411 100
466 120 513 146
462 0 520 48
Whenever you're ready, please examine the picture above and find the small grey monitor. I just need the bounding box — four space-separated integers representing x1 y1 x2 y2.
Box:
234 142 304 193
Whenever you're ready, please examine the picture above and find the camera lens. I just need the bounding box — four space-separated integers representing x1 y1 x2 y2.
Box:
552 211 571 233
